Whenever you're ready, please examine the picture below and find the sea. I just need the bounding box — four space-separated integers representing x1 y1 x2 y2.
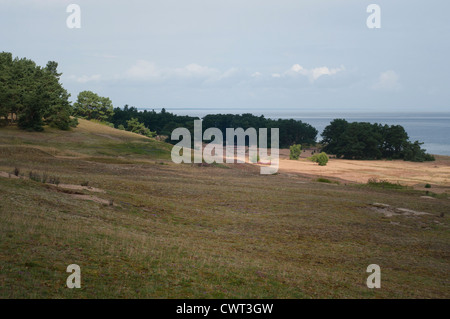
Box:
141 108 450 156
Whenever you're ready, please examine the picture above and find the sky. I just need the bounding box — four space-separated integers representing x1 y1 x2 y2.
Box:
1 0 449 114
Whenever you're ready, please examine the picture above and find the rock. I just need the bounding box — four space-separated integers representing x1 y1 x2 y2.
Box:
395 208 430 216
371 203 391 208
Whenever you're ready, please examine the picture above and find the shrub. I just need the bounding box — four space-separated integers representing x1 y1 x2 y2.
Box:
425 183 431 189
126 118 156 138
81 181 89 187
29 171 42 183
367 178 406 189
69 117 79 128
118 124 125 130
316 178 340 184
289 144 302 160
48 176 60 186
13 167 20 177
310 152 329 166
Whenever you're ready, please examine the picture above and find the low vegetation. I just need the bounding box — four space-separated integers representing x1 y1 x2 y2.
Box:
309 152 329 166
0 120 448 299
289 144 302 160
366 178 407 190
126 118 156 138
0 52 447 299
316 177 339 184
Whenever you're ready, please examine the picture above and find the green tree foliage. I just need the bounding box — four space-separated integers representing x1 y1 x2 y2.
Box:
110 108 318 148
202 114 317 148
402 141 435 162
0 52 14 126
112 106 197 137
0 52 73 131
126 118 156 138
310 152 329 166
289 144 302 160
73 91 114 122
42 61 74 130
321 119 434 162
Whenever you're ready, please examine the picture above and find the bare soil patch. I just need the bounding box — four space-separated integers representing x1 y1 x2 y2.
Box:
272 151 450 192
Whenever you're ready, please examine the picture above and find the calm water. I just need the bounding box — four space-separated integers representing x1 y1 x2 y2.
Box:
143 108 450 156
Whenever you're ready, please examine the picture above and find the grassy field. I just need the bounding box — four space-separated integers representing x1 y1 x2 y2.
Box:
0 120 449 298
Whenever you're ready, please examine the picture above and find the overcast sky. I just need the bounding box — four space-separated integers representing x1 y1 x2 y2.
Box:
1 0 449 113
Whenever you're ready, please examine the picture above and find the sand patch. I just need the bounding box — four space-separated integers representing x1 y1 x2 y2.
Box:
370 203 431 217
420 196 436 200
0 171 105 193
58 184 105 193
0 171 19 179
70 194 113 206
269 151 450 191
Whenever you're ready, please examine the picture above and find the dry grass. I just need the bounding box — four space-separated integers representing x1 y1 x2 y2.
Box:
0 120 449 298
275 149 450 192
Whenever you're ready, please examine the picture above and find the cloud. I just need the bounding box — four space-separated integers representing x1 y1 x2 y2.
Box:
67 61 346 89
125 60 161 79
67 74 102 83
372 70 401 91
0 0 72 7
124 60 239 84
285 64 345 82
219 67 239 80
172 63 220 79
85 53 119 59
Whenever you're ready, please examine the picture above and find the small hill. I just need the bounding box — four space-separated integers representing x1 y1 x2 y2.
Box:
0 119 449 299
0 119 172 160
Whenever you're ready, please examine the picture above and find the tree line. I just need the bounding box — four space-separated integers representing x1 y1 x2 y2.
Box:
0 52 75 131
0 52 436 161
201 114 318 148
110 108 318 148
321 119 435 162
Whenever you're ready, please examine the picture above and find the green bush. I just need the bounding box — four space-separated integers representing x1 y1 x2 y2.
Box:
310 152 329 166
367 178 406 189
69 117 79 128
425 183 431 189
316 178 340 184
126 118 156 138
29 171 41 183
48 176 60 186
289 144 302 160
